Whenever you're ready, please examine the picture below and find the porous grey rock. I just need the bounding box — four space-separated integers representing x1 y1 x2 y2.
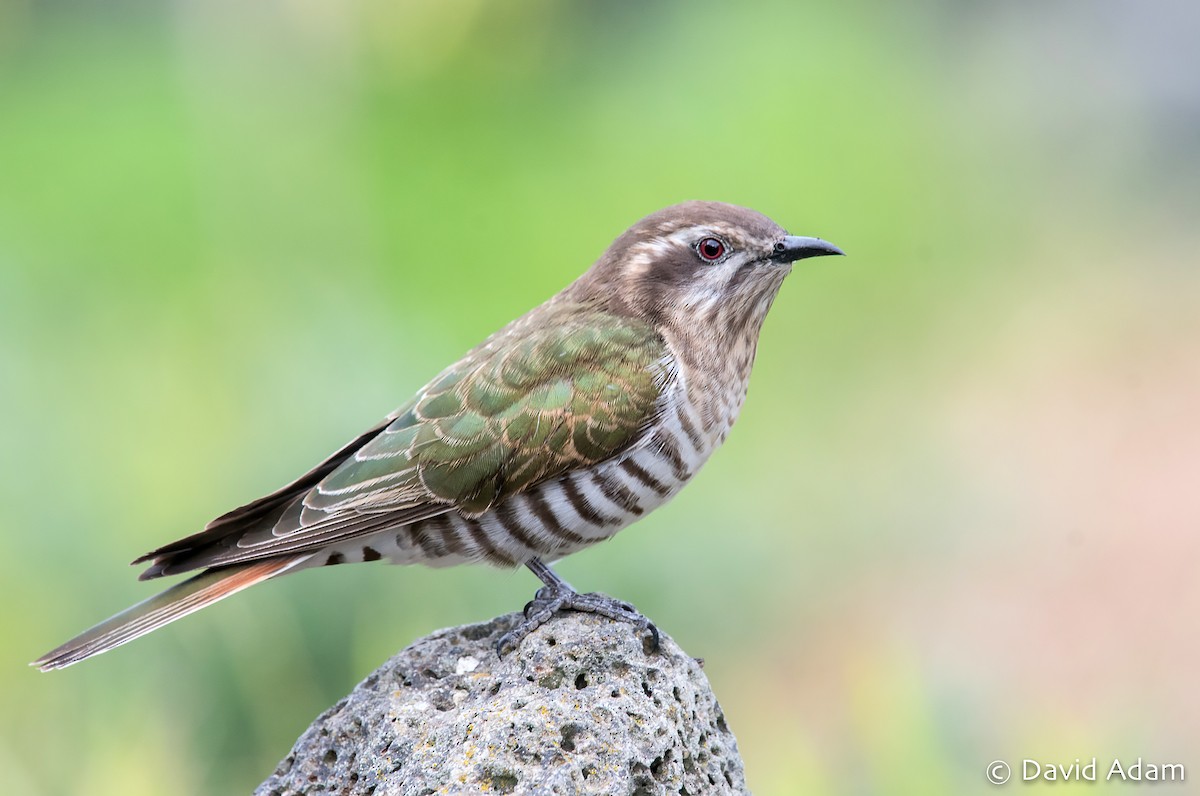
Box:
256 611 748 796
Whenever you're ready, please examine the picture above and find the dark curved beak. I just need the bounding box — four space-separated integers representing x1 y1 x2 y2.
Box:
770 235 845 263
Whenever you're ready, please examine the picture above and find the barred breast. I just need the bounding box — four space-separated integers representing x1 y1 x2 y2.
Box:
319 357 749 570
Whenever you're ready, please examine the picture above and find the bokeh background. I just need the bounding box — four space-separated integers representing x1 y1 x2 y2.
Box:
3 1 1198 793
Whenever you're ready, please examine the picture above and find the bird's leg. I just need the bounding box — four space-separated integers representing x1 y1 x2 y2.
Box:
495 557 660 656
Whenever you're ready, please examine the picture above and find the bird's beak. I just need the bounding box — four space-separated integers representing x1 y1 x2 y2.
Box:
770 235 845 263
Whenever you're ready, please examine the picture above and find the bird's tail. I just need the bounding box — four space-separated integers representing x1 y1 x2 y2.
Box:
32 554 313 671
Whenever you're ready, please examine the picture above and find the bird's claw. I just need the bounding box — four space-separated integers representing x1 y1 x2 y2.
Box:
495 586 659 657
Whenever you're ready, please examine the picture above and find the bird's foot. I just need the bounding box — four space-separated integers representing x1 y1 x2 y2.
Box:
495 583 660 657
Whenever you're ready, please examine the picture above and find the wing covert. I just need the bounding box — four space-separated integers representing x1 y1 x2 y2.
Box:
317 307 672 517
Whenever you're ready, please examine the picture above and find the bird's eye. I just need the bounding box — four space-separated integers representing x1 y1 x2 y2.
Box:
696 237 726 262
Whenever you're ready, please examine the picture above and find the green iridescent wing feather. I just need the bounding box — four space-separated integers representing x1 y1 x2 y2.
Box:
317 307 670 515
137 305 670 576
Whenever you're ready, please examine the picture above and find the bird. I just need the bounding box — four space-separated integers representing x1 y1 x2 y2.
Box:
33 201 843 671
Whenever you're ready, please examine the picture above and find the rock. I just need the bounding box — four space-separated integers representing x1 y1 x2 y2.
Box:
256 611 749 796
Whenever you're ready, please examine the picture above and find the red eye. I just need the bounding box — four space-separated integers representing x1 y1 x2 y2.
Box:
697 237 726 262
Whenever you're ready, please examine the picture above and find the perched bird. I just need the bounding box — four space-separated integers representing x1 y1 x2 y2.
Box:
34 201 843 671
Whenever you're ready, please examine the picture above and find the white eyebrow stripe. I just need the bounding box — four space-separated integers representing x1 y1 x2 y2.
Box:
627 224 752 279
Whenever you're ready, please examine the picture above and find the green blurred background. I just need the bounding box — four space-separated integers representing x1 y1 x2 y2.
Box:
3 1 1198 793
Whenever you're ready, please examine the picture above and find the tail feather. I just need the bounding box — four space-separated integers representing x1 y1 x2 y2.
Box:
33 554 313 671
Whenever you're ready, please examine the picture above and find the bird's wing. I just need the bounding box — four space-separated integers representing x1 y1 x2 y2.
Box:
136 305 671 577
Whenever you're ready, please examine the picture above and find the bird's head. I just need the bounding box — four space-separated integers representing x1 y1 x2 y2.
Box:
571 201 843 333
